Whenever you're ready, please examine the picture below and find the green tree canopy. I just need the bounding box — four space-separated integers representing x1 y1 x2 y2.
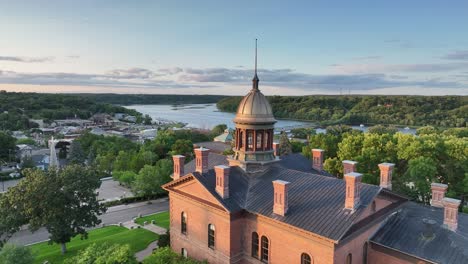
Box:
0 244 34 264
278 131 292 156
68 140 86 164
0 132 16 162
64 243 137 264
143 247 207 264
6 165 106 254
132 159 172 197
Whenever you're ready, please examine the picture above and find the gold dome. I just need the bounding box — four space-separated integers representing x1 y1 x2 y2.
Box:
233 87 276 124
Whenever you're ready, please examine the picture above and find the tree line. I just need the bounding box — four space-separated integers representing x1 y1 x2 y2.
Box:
300 125 467 204
217 95 467 128
0 91 146 131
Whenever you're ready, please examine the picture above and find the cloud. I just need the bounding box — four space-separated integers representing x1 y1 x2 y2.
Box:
331 62 468 74
0 68 209 89
441 50 468 60
0 66 465 93
106 68 158 79
0 56 54 63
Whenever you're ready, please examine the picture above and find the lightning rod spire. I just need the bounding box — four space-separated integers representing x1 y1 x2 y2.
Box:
252 38 259 90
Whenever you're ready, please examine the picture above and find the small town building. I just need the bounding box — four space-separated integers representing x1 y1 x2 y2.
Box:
213 128 234 143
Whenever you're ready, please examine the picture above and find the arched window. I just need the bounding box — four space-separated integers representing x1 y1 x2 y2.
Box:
208 224 215 249
181 248 187 258
346 253 352 264
181 212 187 234
247 131 253 150
239 130 243 148
301 253 312 264
256 132 263 149
261 236 269 263
251 232 259 258
264 131 270 149
371 201 376 213
363 242 368 264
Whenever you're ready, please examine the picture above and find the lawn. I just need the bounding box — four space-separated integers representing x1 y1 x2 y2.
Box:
29 225 158 264
135 211 170 229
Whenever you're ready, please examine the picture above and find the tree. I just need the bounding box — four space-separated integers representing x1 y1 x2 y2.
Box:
0 244 34 264
144 114 152 125
170 139 194 160
113 170 137 187
323 157 341 178
416 126 438 136
69 141 86 164
367 125 398 135
143 247 207 264
20 156 36 169
404 157 438 204
290 128 316 139
0 194 26 247
133 160 172 197
278 131 292 156
64 243 137 264
6 165 106 254
211 124 227 138
0 132 16 162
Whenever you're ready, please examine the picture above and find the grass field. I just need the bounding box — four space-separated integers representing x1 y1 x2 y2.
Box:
29 225 158 264
135 211 170 229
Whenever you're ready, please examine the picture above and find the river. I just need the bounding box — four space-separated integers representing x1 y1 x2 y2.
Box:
125 104 416 134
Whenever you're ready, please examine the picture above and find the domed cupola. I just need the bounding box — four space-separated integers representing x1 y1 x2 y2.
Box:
228 40 278 172
233 85 276 125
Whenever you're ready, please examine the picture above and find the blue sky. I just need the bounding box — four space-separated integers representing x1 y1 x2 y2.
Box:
0 0 467 95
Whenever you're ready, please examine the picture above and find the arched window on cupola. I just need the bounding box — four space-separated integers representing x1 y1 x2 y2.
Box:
247 130 253 150
256 131 263 149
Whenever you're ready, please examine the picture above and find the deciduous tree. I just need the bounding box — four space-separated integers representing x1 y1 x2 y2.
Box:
6 165 106 254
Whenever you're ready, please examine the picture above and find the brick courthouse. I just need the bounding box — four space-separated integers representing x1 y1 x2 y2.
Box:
163 49 467 264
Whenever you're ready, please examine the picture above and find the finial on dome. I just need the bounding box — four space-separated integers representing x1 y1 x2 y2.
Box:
252 38 259 90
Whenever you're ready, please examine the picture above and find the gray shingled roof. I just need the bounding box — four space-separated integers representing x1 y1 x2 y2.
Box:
370 202 468 264
184 152 381 241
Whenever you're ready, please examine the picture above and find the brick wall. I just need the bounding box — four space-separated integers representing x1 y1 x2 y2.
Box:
169 192 232 263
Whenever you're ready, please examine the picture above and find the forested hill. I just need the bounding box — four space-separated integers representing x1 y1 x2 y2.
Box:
76 94 227 105
217 95 467 127
0 91 143 130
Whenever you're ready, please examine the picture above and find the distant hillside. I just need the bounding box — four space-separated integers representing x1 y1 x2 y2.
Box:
217 95 468 128
0 91 143 130
76 94 228 105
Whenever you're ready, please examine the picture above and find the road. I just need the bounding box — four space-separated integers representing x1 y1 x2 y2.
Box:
9 198 169 246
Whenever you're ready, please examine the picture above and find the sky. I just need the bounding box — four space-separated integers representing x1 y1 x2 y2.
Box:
0 0 467 95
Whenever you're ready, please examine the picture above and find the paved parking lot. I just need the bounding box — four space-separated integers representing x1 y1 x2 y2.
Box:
98 178 134 201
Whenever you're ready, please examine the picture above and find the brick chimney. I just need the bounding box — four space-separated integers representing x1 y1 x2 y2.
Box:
442 197 461 231
273 180 290 216
342 160 358 174
430 183 448 208
312 149 324 171
378 163 395 190
194 147 209 173
215 165 230 199
344 172 363 211
272 142 279 157
172 155 185 180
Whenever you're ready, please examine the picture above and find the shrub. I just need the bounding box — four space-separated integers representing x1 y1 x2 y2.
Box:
0 244 34 264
